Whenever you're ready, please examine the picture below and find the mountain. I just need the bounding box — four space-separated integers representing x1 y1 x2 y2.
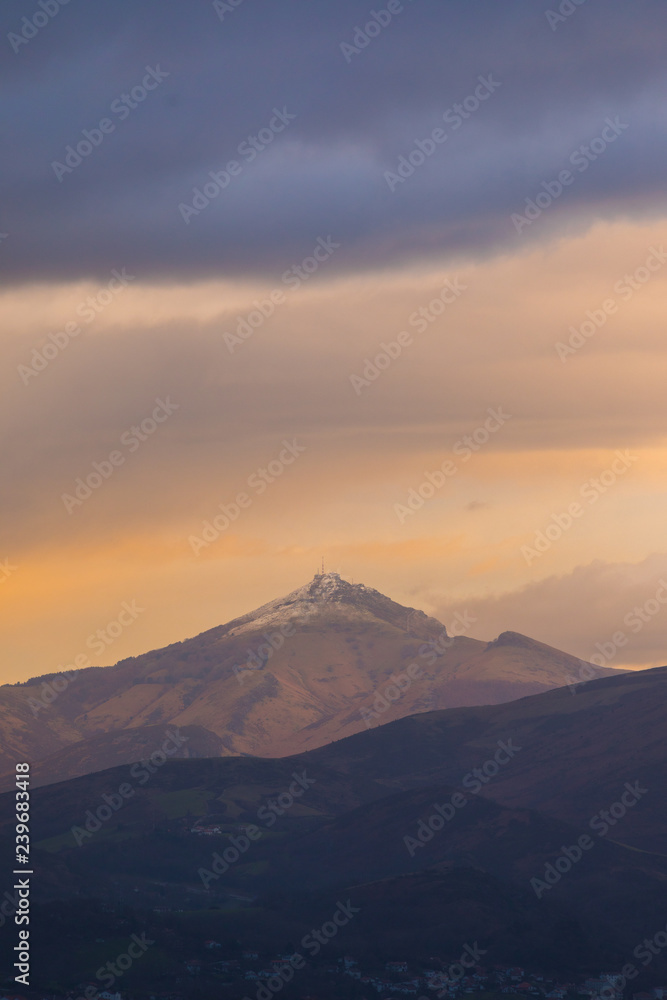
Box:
7 723 229 788
2 667 666 992
0 572 623 790
302 663 667 854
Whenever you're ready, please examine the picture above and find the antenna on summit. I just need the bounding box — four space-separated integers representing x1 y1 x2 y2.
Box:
321 557 325 574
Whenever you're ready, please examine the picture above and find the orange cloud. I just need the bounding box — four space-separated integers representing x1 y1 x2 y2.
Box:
3 217 667 681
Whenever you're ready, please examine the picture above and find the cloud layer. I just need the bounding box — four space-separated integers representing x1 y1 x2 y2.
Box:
2 0 667 283
430 553 667 669
3 1 667 681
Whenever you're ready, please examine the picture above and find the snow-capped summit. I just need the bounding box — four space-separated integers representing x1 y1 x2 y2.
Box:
223 571 447 639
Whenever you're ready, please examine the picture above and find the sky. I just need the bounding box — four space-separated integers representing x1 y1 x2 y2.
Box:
2 0 667 683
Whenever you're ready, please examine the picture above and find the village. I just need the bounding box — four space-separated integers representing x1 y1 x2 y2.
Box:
3 952 656 1000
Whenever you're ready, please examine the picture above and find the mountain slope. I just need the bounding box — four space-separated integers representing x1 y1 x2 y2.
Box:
306 664 667 853
2 666 666 988
14 723 231 788
0 572 623 789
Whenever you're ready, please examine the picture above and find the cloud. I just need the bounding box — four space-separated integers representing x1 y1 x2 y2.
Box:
2 0 667 283
4 3 667 683
429 553 667 669
3 217 667 560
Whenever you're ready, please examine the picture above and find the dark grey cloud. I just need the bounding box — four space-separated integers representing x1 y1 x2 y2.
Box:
2 0 667 283
430 554 667 669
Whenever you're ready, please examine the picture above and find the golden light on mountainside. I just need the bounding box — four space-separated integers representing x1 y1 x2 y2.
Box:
3 219 667 680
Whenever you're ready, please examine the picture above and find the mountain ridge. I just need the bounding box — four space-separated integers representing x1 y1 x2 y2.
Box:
4 667 666 987
0 572 626 789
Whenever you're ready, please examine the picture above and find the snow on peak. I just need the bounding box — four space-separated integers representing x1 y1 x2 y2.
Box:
290 572 376 603
222 572 446 639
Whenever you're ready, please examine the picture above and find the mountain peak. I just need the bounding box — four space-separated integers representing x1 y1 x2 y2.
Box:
0 571 629 789
222 572 447 639
293 571 376 602
490 630 577 657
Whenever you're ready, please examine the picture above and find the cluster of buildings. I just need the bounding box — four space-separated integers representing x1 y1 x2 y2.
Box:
6 960 664 1000
327 959 667 1000
174 950 667 1000
188 823 223 836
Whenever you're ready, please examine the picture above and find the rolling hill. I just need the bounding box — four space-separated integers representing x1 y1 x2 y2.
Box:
1 667 665 992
